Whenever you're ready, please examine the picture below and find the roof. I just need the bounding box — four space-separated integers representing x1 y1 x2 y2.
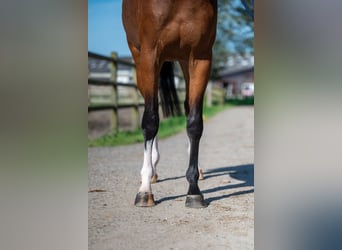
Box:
217 54 254 78
219 65 254 78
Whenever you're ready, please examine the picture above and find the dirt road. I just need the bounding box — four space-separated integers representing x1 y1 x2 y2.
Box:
89 106 254 250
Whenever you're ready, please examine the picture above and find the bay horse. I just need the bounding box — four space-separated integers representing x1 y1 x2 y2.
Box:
122 0 217 208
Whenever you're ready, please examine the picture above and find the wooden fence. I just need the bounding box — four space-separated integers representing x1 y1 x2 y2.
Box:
88 51 143 136
88 51 225 138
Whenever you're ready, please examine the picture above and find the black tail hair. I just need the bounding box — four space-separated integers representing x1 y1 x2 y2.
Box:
159 61 182 117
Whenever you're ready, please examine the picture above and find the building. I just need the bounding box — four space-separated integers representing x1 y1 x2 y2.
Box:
216 53 254 100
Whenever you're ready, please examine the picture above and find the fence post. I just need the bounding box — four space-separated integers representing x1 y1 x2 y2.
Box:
110 52 118 134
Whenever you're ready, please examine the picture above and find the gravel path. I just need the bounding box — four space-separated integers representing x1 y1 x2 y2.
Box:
89 106 254 250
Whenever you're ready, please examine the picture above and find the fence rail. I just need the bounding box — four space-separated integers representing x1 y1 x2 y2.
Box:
88 78 144 112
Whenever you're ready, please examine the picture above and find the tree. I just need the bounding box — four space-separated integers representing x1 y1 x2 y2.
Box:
211 0 254 78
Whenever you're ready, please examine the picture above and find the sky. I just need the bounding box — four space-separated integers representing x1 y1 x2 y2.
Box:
88 0 131 57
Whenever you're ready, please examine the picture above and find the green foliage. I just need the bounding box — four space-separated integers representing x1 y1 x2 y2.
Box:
211 0 254 78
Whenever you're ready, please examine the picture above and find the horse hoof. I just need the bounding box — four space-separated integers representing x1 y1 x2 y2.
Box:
185 194 207 208
151 174 158 184
134 192 155 207
198 169 204 180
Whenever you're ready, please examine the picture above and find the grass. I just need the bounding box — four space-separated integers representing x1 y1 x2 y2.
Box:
226 97 254 106
88 103 234 147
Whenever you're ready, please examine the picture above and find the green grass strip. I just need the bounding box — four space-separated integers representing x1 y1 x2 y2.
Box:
88 103 235 147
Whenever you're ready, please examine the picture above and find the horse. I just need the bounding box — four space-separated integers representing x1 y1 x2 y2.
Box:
122 0 217 208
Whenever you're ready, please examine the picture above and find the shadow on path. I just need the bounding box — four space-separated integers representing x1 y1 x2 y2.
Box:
157 175 185 183
202 163 254 205
155 194 186 204
203 164 254 186
155 164 254 206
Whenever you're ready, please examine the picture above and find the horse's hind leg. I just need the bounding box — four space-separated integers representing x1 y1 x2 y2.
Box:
135 105 159 207
183 58 211 208
180 61 204 182
133 50 160 207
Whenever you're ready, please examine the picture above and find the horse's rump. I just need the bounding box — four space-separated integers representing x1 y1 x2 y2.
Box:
122 0 217 60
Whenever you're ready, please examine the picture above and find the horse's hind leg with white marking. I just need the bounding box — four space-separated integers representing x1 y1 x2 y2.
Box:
134 104 159 207
135 136 157 207
133 50 160 207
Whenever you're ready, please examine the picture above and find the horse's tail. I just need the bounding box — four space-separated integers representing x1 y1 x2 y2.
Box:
159 61 182 117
